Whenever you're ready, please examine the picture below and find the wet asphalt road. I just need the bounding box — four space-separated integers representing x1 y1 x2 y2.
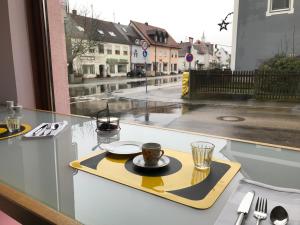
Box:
71 93 300 149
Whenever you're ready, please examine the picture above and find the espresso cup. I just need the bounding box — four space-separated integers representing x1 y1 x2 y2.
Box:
142 143 164 166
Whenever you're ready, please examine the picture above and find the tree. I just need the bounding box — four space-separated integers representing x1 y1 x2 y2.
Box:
259 54 300 72
64 10 101 75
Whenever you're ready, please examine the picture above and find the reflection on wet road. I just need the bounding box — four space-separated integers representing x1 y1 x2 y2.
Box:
69 76 300 149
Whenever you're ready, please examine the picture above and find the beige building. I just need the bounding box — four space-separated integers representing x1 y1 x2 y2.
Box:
130 21 180 76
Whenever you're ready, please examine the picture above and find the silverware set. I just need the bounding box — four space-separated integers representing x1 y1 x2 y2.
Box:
235 192 289 225
32 123 60 137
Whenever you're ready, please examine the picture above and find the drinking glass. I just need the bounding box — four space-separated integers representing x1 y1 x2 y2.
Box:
6 116 21 133
191 141 215 170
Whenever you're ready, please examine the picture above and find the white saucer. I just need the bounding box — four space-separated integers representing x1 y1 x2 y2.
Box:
101 141 143 155
133 155 170 168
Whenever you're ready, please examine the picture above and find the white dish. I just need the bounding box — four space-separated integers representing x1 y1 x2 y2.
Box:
101 141 143 155
132 155 170 168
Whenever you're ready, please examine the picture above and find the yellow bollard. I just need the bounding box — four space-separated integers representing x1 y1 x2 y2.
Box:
182 72 189 97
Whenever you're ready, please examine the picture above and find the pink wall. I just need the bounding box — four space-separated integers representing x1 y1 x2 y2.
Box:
8 0 36 109
47 0 70 114
0 0 70 114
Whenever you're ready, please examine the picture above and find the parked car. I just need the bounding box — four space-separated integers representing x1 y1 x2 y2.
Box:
127 69 146 78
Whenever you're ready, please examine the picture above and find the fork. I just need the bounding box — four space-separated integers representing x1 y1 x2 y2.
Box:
253 197 268 225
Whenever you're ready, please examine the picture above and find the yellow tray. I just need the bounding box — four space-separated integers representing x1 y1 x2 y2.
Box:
0 124 31 140
70 149 240 209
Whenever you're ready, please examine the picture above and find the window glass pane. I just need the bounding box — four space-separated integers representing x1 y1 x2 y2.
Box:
98 44 104 54
272 0 290 10
110 65 115 73
118 65 127 73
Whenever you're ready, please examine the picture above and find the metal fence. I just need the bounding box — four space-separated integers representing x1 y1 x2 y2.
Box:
189 70 300 101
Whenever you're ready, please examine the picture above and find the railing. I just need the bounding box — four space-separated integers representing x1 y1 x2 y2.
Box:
189 70 300 101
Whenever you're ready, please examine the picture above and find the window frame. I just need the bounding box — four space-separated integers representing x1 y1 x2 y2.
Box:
266 0 294 16
98 44 104 54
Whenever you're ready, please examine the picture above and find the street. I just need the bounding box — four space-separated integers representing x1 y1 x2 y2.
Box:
70 81 300 149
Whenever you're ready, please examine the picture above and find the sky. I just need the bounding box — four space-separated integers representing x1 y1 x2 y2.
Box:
69 0 234 52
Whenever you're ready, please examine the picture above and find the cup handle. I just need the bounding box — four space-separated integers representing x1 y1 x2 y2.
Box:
158 150 164 159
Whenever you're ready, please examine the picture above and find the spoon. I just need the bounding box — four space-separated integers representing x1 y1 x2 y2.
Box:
270 206 289 225
46 123 60 136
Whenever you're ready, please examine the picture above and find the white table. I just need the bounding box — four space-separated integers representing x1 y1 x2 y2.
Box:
0 108 299 225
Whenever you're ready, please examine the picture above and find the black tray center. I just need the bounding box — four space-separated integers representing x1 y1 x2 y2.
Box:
124 156 182 177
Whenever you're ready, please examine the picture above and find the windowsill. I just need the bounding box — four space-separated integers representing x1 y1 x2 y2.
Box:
266 8 294 16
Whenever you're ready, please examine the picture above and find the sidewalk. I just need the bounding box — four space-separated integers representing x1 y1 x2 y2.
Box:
113 85 300 110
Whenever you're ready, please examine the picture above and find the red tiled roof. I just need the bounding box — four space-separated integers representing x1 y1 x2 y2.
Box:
130 21 180 49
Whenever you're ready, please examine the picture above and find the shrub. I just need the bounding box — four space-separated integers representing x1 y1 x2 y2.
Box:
259 54 300 72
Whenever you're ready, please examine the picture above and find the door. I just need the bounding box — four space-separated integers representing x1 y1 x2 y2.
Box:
99 65 104 77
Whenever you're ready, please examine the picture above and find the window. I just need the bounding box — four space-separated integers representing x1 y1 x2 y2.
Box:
98 44 104 54
107 45 113 55
118 65 127 73
97 29 104 35
163 63 168 72
267 0 294 16
89 48 95 53
82 65 95 74
109 31 116 36
76 26 84 32
174 64 177 71
115 46 120 55
122 27 127 33
123 51 128 55
110 65 115 73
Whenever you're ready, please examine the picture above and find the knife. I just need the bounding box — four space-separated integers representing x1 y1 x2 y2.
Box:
32 124 48 136
234 191 255 225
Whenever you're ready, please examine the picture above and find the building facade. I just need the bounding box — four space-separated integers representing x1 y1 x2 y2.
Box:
130 21 180 76
178 42 205 72
232 0 300 70
215 47 231 69
66 12 131 78
113 23 151 73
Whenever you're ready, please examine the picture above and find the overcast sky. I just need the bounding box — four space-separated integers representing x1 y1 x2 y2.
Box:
69 0 234 52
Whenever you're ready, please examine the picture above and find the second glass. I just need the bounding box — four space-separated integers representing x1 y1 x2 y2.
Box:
191 141 215 170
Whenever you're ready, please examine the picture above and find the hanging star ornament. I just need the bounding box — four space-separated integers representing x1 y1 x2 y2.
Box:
218 12 233 32
218 20 230 31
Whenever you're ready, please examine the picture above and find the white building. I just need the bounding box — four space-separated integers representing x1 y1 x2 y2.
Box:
215 47 231 69
67 12 131 78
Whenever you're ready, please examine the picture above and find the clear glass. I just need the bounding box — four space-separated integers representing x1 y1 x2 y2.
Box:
191 141 215 170
6 116 21 132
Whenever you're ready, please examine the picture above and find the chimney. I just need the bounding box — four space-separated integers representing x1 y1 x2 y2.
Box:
72 9 77 15
145 22 148 26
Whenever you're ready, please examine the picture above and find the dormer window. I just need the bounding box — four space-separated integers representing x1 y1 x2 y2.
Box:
109 31 116 37
97 29 104 35
266 0 294 16
76 26 84 32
